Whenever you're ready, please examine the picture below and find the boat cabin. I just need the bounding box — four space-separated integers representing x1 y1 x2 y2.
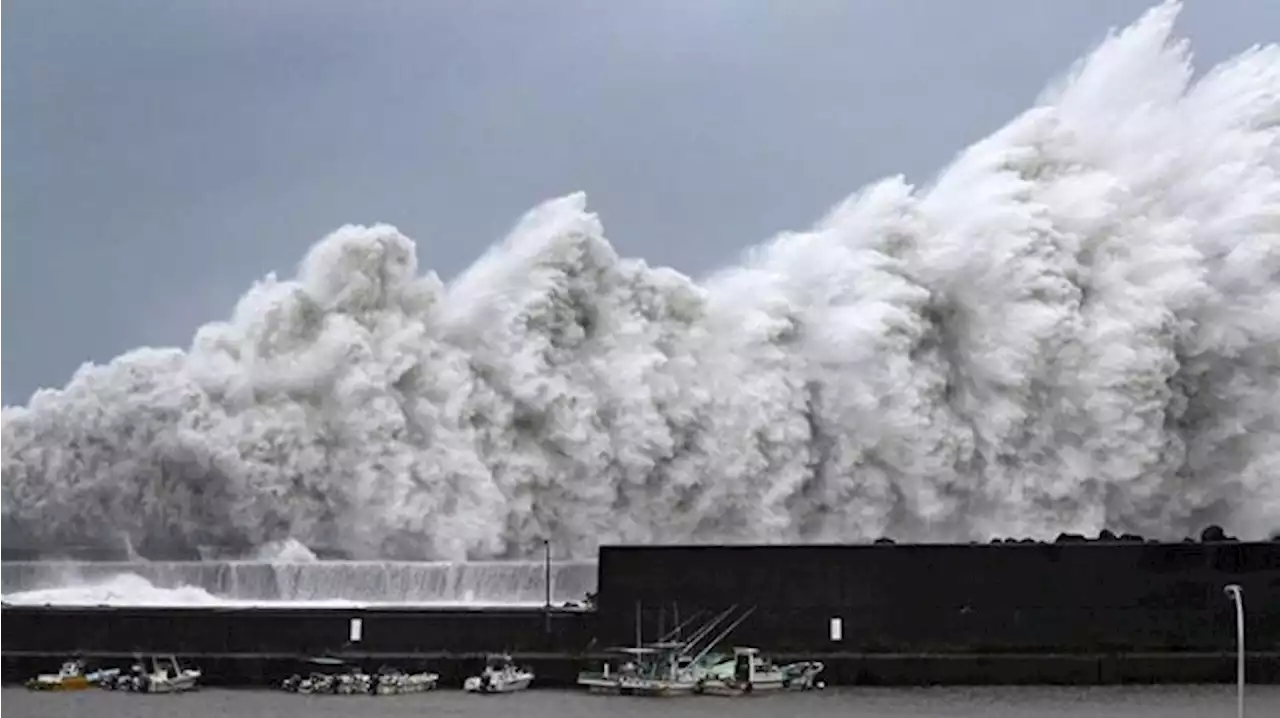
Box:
602 646 664 679
728 646 780 682
150 655 180 679
605 642 696 681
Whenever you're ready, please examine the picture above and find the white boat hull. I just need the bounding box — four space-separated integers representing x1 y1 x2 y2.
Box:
26 661 120 691
697 676 788 696
696 656 826 696
144 675 198 691
143 673 201 693
109 671 202 693
464 672 534 693
577 675 699 697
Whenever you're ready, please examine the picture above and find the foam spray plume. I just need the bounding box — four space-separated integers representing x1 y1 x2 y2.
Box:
3 1 1279 562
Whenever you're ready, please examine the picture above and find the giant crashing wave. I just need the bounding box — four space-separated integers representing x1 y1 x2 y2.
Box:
3 0 1279 562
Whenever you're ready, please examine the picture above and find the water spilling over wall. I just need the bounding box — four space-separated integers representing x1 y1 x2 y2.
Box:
0 560 599 606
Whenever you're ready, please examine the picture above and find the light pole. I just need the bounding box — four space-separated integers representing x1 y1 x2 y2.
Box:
1223 584 1244 718
543 539 552 634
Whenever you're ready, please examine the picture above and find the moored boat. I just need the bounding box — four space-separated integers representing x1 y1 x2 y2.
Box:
107 654 201 693
779 659 826 690
577 645 703 696
25 659 120 691
696 647 826 695
279 657 438 695
577 604 760 697
463 653 535 694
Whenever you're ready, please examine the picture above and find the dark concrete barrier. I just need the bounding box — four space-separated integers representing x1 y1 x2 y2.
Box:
611 604 1264 654
596 542 1280 653
6 540 1277 687
0 605 597 657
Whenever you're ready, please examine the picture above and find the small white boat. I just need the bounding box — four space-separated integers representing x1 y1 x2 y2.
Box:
111 655 201 693
779 659 826 690
696 647 825 695
463 653 535 694
25 659 120 691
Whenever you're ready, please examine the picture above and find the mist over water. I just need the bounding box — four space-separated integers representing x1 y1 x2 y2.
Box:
3 1 1279 561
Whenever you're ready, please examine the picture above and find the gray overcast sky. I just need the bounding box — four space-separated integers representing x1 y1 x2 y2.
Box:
3 0 1276 404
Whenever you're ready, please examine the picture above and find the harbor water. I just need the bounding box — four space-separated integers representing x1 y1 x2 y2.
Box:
4 685 1278 717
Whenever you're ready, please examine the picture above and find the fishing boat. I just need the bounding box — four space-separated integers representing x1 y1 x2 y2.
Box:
25 659 120 691
108 654 201 693
577 604 759 696
463 653 535 694
577 645 703 696
696 647 826 695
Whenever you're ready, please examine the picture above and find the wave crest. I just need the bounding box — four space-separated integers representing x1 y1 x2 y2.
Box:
4 1 1279 559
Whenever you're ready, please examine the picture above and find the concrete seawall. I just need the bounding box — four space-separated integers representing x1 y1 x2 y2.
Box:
5 538 1277 687
596 541 1280 654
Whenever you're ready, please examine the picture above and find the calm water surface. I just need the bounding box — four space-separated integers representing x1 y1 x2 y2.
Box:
4 685 1276 717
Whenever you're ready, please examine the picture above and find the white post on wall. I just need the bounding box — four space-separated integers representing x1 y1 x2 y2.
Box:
1223 584 1244 718
349 617 363 644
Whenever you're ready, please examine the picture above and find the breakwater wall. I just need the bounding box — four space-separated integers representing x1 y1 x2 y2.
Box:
0 605 595 656
596 540 1280 654
0 604 598 687
4 537 1279 686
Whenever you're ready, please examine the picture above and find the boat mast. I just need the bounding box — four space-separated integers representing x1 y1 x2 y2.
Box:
688 606 758 666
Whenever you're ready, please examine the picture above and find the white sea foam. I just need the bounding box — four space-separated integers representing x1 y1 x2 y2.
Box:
0 560 598 606
2 573 235 607
3 1 1278 562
